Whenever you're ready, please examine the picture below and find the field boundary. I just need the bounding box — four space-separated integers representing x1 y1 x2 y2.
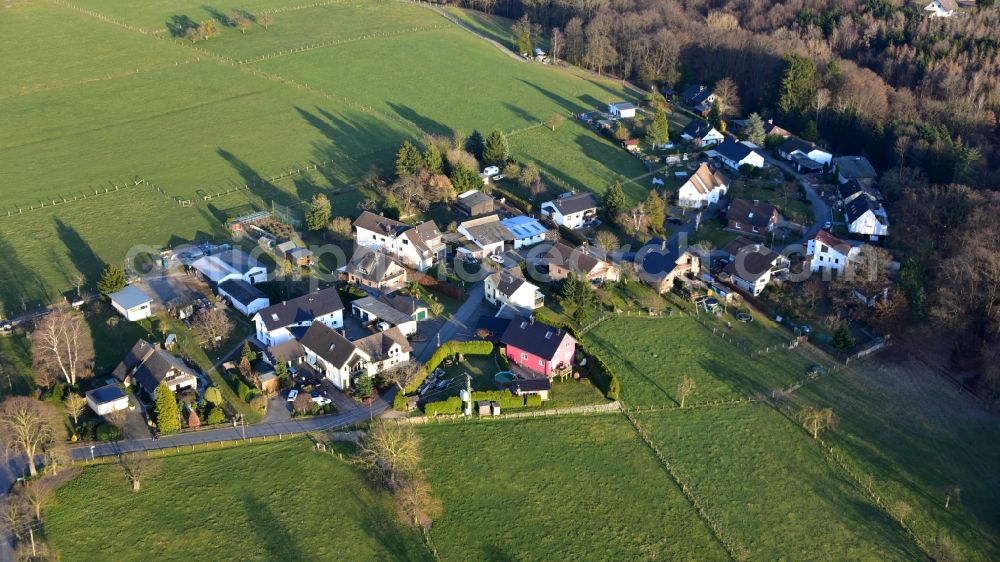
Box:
402 401 621 424
237 25 448 64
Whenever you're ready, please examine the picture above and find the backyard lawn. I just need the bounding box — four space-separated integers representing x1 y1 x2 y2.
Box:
44 439 430 561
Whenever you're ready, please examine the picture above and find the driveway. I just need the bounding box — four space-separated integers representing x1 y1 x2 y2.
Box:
759 152 831 245
415 281 485 363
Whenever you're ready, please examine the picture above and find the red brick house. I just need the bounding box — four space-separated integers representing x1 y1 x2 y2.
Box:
500 317 576 378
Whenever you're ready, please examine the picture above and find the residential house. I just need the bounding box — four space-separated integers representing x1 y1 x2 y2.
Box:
679 85 716 115
680 120 725 148
266 339 306 372
85 384 129 416
299 322 369 391
924 0 957 17
346 246 408 292
541 242 620 283
622 139 640 152
454 189 494 216
608 101 636 119
456 215 514 259
108 285 153 321
726 198 780 236
763 119 793 139
351 293 427 336
807 230 860 276
709 138 766 171
778 138 832 173
113 339 198 399
252 286 345 347
217 279 270 316
832 156 878 185
191 249 267 287
484 269 544 312
540 192 599 229
352 211 445 271
276 241 312 266
838 180 880 206
353 327 411 377
844 196 889 240
677 163 729 208
500 316 576 378
636 238 702 294
500 215 548 249
722 238 789 296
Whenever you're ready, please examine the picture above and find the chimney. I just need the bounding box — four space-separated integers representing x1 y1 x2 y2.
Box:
282 300 287 306
661 239 667 251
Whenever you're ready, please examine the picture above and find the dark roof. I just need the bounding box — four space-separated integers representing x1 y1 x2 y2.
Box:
353 327 411 360
723 243 782 282
543 242 602 275
455 190 494 213
837 180 879 201
544 192 599 215
476 315 511 337
509 378 551 392
833 156 877 180
713 137 758 163
491 269 529 298
219 279 267 306
380 293 427 315
86 384 126 405
790 153 824 171
113 339 197 396
352 211 410 236
299 322 360 369
268 340 305 363
254 286 345 331
500 316 574 360
779 137 824 155
680 85 712 105
845 196 887 224
637 238 695 283
727 199 778 229
681 119 715 139
346 247 405 284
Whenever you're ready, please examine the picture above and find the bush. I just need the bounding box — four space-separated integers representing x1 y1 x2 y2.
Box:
205 405 226 424
235 380 252 402
558 225 587 246
497 348 510 370
424 396 462 416
393 393 408 411
404 340 495 393
95 422 123 442
525 394 543 407
178 389 198 404
249 394 268 414
491 186 532 213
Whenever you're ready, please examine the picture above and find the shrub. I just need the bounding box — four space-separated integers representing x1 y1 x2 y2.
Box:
497 348 510 370
405 340 495 393
178 389 198 405
525 395 543 407
249 394 268 414
235 380 252 402
393 393 408 411
205 405 226 425
95 422 123 442
203 386 224 406
424 396 462 416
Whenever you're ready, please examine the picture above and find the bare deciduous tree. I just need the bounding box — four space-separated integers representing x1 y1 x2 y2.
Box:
943 485 961 509
677 376 695 408
594 230 620 259
64 392 87 428
29 309 94 386
395 476 443 532
192 306 233 350
258 13 273 30
798 406 835 440
0 397 58 477
355 419 422 488
118 452 146 492
383 363 422 392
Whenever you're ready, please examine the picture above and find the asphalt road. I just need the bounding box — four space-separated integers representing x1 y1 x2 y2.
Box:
759 152 832 245
416 281 485 363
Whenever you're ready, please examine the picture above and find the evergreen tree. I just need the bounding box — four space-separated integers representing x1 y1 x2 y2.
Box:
644 190 667 234
833 325 855 352
423 144 444 174
240 341 257 364
482 129 510 167
603 181 627 218
742 112 766 146
154 383 180 435
354 375 374 399
512 15 534 55
613 121 630 142
305 194 331 232
203 386 224 406
97 263 127 296
778 54 817 121
465 130 485 162
394 140 423 178
449 164 483 193
801 120 819 142
274 360 289 385
645 108 670 147
709 99 725 132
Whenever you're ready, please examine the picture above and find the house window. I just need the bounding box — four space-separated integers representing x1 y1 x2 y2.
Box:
734 222 741 229
520 353 528 361
538 359 545 367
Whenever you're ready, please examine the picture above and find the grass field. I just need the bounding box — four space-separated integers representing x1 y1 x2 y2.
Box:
0 333 35 398
44 439 430 561
419 415 728 560
1 0 646 315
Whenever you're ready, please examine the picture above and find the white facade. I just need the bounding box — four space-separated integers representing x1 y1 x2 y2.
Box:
86 388 129 416
485 274 544 311
111 300 152 322
108 285 153 322
501 216 548 249
924 0 954 17
807 235 860 276
681 128 724 147
254 309 344 347
847 209 889 239
354 226 442 272
304 347 364 391
677 166 728 209
717 148 765 171
608 102 636 119
217 285 269 317
540 201 597 230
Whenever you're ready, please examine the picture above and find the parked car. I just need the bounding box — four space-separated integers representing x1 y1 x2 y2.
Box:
489 255 504 265
823 221 832 230
311 395 331 406
287 389 298 402
377 321 391 332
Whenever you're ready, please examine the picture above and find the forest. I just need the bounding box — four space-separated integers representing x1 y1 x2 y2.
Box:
458 0 1000 399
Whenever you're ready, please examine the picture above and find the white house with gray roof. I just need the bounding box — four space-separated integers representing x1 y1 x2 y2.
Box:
540 192 599 229
485 269 543 312
108 285 153 321
352 211 445 271
252 287 345 347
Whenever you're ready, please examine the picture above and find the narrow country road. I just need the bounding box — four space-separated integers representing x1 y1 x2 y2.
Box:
417 281 485 363
759 152 831 245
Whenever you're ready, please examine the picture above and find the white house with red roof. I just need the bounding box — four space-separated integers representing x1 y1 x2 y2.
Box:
807 230 860 276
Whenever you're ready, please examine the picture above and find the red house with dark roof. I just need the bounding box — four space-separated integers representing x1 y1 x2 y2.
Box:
500 317 576 378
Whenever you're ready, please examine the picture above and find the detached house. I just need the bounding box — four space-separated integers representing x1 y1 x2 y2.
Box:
346 246 408 292
113 339 198 399
500 316 576 378
541 242 620 284
299 322 368 391
485 269 544 312
723 238 789 296
217 279 269 316
710 138 766 171
727 199 780 236
608 101 637 119
352 211 445 272
108 285 153 322
353 327 412 377
807 230 860 276
637 238 702 294
500 215 548 249
540 192 599 230
680 120 724 148
351 293 427 336
253 286 345 347
778 138 832 173
456 215 514 259
191 249 267 287
833 156 877 185
924 0 956 17
838 180 880 205
677 163 729 208
679 85 716 115
844 196 889 240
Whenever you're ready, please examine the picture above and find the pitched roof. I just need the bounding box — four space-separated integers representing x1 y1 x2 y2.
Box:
108 285 152 310
680 85 712 105
812 230 854 255
833 156 877 180
456 190 493 211
254 286 345 331
352 211 410 237
268 339 305 363
299 322 364 370
353 326 411 360
723 242 782 282
727 199 778 228
845 196 888 224
475 315 511 337
542 242 602 275
113 339 197 396
460 215 514 246
681 119 716 139
346 247 405 284
713 137 759 163
500 215 548 240
684 163 728 195
86 384 127 405
403 220 443 254
191 249 264 283
637 238 696 283
500 316 574 361
837 179 879 201
218 279 267 306
543 192 599 215
779 137 826 155
763 120 793 138
489 269 535 299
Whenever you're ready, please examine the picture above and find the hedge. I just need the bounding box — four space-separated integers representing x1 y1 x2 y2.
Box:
497 347 511 370
470 390 536 410
393 393 407 411
521 310 621 400
404 340 495 394
424 396 462 416
558 225 587 246
491 186 533 213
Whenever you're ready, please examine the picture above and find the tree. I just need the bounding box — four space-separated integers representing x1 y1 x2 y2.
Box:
355 419 422 487
305 193 331 232
97 263 126 296
482 129 510 167
549 27 563 60
676 376 696 408
1 497 35 557
206 405 226 424
742 113 766 146
22 479 54 521
713 77 740 117
231 11 251 34
293 392 313 414
892 501 912 525
801 120 819 142
328 216 353 239
64 393 87 428
798 406 835 439
118 452 147 492
192 306 232 349
423 144 443 174
187 409 201 430
465 130 485 162
833 324 855 351
204 386 224 407
603 181 626 218
594 230 619 258
644 191 666 234
778 55 816 120
383 362 421 392
544 113 566 131
396 476 443 532
274 360 290 386
518 163 541 190
708 99 725 132
258 13 273 30
153 383 180 435
354 374 374 399
449 164 482 194
613 121 630 142
511 15 533 55
30 308 94 386
240 341 257 364
645 108 670 147
0 397 58 477
394 140 423 179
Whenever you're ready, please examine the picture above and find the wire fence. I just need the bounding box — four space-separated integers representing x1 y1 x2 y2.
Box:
235 25 447 64
0 177 155 218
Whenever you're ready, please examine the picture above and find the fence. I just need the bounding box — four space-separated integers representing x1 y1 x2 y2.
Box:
400 401 621 424
1 177 155 218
